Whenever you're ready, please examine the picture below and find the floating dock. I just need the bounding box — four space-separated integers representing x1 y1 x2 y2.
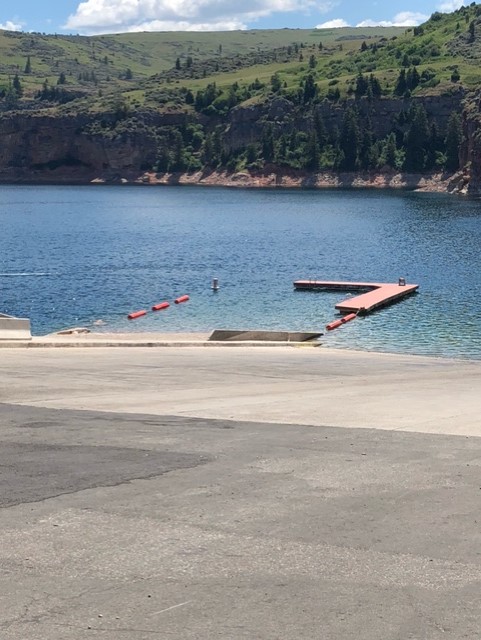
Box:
294 280 419 314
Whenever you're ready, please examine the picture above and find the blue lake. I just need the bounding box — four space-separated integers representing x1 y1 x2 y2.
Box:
1 184 480 359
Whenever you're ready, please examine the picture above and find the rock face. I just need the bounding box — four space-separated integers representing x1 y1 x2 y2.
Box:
0 92 471 187
0 111 189 182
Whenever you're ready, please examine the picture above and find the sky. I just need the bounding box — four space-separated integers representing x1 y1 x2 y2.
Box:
0 0 470 35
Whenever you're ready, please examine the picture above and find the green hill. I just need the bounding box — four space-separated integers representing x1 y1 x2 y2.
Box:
2 3 481 114
0 26 405 108
2 5 481 113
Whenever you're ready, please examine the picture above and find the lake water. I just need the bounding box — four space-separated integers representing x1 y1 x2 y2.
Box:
1 184 480 359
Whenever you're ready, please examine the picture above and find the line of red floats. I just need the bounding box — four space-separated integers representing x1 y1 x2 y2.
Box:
128 295 189 320
129 298 358 330
326 312 357 331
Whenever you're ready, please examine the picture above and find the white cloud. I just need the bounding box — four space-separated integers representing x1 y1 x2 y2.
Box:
64 0 337 34
315 18 349 28
356 12 429 27
124 19 246 31
438 0 467 12
316 11 428 30
0 19 23 31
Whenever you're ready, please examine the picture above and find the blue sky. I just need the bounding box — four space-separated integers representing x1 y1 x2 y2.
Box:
0 0 469 35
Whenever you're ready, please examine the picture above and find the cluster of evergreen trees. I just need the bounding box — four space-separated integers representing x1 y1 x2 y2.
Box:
113 102 462 175
0 74 23 109
240 104 463 173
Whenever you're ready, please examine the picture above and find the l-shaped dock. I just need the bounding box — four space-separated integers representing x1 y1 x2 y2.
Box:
294 280 419 314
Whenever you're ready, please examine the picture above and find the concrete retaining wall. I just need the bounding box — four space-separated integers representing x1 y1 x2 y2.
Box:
0 315 32 340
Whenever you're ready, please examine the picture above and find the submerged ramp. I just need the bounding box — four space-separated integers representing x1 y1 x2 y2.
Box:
209 330 322 342
294 280 419 314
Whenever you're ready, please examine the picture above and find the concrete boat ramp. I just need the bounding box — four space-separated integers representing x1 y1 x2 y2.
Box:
294 279 419 314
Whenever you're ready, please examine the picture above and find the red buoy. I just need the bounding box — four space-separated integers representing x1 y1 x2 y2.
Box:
128 309 147 320
326 313 357 331
152 302 170 311
174 295 190 304
326 319 343 331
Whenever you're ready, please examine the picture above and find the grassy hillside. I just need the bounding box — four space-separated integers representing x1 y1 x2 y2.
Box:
0 26 404 106
3 4 481 116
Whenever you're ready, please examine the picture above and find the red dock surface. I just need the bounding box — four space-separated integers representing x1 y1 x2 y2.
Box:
294 280 419 314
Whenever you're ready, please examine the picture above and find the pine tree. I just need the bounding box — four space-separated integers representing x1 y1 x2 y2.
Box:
12 73 22 97
288 129 299 158
245 143 258 165
313 110 327 149
406 67 420 91
156 146 171 173
355 73 368 98
262 124 275 163
212 128 223 164
445 111 462 171
394 69 407 96
4 84 18 109
369 74 382 98
327 86 340 102
451 68 461 83
275 134 288 165
404 104 430 172
468 20 476 43
385 133 397 168
359 116 378 170
24 56 31 74
304 131 320 170
302 73 317 103
340 107 361 171
270 73 281 93
171 130 185 171
202 134 215 165
359 129 374 170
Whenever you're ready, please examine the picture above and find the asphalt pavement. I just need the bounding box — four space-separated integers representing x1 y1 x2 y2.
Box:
1 347 481 639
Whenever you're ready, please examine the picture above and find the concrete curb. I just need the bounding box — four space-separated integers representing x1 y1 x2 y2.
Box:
0 339 322 349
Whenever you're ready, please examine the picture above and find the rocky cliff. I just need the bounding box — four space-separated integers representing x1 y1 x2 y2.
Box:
0 110 190 183
0 92 477 190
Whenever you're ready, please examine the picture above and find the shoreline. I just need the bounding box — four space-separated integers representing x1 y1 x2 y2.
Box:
133 169 468 194
0 168 470 194
2 330 480 363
